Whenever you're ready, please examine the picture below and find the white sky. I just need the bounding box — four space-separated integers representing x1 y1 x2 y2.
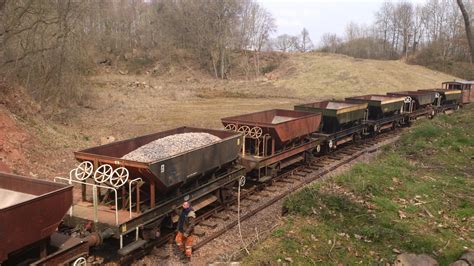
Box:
258 0 429 45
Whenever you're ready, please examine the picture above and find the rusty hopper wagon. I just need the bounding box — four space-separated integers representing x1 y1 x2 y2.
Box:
221 109 322 182
0 172 74 265
418 89 462 112
345 94 408 133
294 101 368 150
63 127 245 256
442 80 474 104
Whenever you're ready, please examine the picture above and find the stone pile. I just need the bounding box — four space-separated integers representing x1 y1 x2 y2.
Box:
121 133 221 162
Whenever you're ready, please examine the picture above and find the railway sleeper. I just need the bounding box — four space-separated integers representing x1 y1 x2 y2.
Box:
212 214 230 221
199 222 218 229
294 172 307 177
194 231 206 237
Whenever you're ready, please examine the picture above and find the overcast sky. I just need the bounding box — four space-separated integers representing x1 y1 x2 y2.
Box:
258 0 428 46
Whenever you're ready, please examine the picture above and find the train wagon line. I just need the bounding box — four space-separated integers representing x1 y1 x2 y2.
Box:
0 79 468 265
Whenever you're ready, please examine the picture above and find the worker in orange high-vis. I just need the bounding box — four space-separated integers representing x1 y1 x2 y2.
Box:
175 201 196 258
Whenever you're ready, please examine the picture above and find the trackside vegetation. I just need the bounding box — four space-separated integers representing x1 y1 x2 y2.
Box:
244 104 473 265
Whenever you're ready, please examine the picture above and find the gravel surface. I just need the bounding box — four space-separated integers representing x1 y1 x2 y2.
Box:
121 133 221 162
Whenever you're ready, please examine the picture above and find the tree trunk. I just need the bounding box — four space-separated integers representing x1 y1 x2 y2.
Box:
456 0 474 63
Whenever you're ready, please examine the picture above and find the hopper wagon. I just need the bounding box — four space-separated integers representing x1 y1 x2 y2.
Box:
221 109 322 182
345 94 408 133
294 101 368 150
418 89 462 113
386 90 439 120
62 127 245 256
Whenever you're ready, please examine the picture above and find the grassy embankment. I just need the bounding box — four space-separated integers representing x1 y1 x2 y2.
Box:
245 104 474 265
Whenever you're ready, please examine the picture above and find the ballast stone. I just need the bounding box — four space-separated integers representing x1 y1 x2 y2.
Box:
121 133 221 163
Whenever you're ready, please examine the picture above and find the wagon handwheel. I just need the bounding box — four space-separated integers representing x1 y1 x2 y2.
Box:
224 123 237 131
238 125 251 136
110 167 129 188
73 257 87 266
74 161 93 181
93 164 113 184
249 127 262 138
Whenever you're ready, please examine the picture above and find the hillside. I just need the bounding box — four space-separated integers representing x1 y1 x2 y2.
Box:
0 52 458 179
244 104 474 265
270 52 456 99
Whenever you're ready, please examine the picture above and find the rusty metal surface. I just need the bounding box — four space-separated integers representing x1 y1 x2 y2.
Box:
0 172 73 263
240 140 319 171
74 127 242 193
221 109 321 143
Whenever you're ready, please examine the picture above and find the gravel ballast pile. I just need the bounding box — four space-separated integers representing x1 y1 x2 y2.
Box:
121 133 221 162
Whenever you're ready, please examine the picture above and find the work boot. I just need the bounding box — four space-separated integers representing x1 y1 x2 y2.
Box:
185 248 192 258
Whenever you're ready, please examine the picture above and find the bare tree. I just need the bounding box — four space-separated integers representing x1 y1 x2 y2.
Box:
273 34 299 52
456 0 474 62
397 1 414 57
299 28 313 52
320 33 342 53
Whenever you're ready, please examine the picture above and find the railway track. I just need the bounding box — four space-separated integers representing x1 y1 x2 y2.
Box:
123 129 403 264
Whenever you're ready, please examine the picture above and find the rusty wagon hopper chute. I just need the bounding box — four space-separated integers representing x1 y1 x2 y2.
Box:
221 109 322 181
66 126 245 255
294 100 369 150
0 172 73 264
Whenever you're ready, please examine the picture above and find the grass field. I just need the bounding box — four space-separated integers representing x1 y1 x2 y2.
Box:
244 104 474 265
272 53 455 99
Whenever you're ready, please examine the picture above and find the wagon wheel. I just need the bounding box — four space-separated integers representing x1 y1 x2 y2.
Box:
93 164 113 184
72 257 87 266
249 127 263 139
74 161 93 181
224 123 237 131
110 167 129 188
238 125 251 136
